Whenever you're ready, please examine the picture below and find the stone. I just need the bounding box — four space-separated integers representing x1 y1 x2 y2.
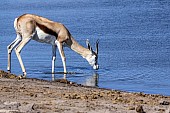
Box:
3 101 21 110
160 100 170 105
165 106 170 113
18 103 35 112
136 105 145 113
128 106 135 110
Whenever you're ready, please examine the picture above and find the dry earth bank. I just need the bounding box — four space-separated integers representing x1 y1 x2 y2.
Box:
0 70 170 113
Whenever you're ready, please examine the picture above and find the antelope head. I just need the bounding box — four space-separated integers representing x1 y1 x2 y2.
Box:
86 39 99 70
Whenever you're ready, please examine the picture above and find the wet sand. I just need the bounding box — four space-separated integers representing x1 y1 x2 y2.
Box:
0 70 170 113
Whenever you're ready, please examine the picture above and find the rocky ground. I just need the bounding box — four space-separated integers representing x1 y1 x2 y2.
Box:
0 70 170 113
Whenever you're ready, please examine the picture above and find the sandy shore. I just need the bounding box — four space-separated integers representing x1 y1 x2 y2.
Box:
0 70 170 113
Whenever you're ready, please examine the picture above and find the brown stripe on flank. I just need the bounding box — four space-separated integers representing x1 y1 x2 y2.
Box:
36 23 58 37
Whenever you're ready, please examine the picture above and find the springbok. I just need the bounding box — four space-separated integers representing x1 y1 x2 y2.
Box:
7 14 99 77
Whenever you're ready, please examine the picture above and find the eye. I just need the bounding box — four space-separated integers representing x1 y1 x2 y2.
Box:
95 56 98 60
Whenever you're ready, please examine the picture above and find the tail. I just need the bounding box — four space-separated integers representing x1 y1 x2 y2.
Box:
14 17 22 35
14 18 18 30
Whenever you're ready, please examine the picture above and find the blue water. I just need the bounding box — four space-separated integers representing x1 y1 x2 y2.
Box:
0 0 170 95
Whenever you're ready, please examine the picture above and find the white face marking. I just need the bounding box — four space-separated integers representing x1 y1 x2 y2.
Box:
88 55 96 66
32 27 56 45
86 54 99 70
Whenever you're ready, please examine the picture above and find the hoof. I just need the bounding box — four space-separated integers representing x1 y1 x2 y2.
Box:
7 70 11 73
17 75 26 79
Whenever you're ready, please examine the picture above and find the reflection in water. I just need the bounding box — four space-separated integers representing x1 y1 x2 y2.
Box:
51 72 99 87
52 74 55 81
83 73 99 87
51 73 66 81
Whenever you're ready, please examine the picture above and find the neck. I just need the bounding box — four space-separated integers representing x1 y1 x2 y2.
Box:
66 36 91 59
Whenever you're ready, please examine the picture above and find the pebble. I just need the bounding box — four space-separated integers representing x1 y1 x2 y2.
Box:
18 103 35 112
128 106 135 110
136 105 145 113
159 100 170 105
3 101 21 110
1 101 38 112
166 106 170 113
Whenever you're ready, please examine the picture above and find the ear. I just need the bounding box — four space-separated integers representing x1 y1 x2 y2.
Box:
96 39 99 54
86 39 92 51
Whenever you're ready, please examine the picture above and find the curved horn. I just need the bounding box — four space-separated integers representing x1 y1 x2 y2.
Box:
96 39 99 54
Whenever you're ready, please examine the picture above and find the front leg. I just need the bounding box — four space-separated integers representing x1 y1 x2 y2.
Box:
56 41 67 74
52 45 56 74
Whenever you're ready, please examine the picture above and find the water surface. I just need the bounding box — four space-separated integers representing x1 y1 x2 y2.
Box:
0 0 170 95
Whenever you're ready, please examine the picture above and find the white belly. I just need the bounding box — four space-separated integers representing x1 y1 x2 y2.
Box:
32 27 56 45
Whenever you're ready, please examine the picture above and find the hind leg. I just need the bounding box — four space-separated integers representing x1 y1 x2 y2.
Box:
7 34 22 72
15 37 31 77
